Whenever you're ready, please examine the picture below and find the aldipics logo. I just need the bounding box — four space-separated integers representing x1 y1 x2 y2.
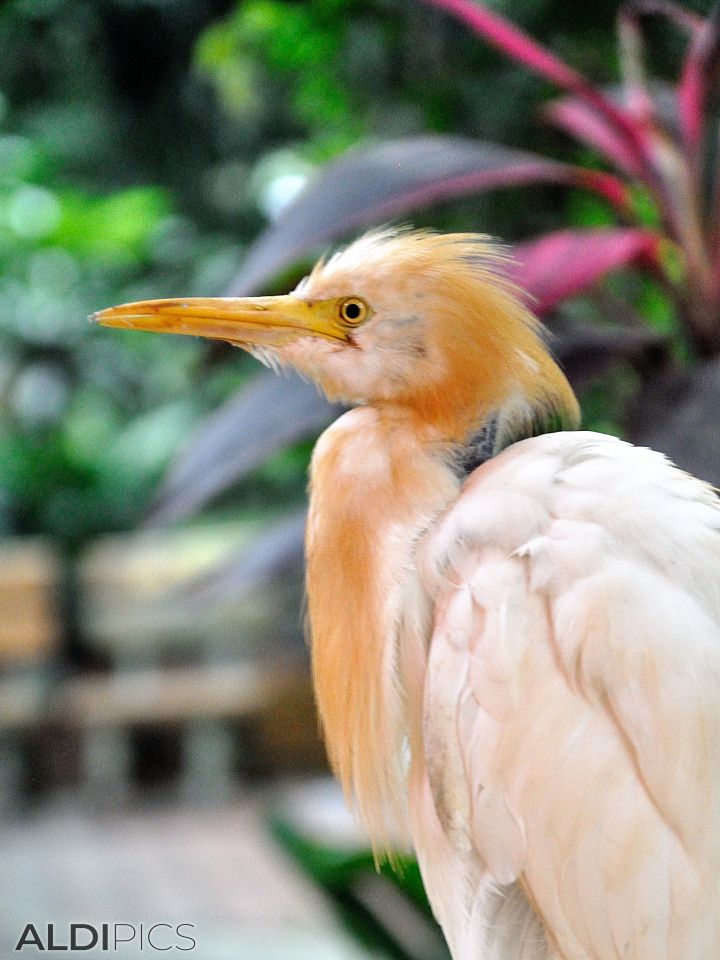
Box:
14 923 197 952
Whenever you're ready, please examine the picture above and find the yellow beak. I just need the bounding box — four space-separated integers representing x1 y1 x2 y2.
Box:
91 295 352 346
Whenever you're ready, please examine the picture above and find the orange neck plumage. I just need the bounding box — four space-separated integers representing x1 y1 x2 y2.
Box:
306 405 460 855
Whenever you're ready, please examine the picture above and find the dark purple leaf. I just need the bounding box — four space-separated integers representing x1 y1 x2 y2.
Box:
509 228 663 314
679 1 720 153
547 313 667 390
227 136 630 296
630 358 720 486
149 371 340 525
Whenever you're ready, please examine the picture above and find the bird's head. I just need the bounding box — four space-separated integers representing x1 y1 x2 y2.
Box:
94 229 579 443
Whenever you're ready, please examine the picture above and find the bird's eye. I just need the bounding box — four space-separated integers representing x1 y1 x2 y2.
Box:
338 297 368 326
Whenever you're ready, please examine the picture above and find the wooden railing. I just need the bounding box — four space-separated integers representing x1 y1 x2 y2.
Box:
0 527 325 808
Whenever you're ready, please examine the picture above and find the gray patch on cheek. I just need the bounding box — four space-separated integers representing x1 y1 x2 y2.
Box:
392 313 422 329
380 325 427 361
391 315 428 357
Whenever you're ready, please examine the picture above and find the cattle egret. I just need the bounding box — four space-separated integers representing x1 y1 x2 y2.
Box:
94 230 720 960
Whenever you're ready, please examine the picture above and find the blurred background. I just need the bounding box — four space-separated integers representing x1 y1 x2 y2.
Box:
0 0 718 957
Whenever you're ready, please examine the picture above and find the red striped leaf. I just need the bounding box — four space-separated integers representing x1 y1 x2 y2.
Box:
510 228 663 314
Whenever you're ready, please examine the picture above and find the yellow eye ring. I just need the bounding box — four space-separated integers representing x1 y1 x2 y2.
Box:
338 297 368 326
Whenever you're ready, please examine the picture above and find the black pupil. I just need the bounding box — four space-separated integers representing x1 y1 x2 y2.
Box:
344 301 361 320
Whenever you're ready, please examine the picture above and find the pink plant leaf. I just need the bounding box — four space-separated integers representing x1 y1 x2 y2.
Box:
545 96 646 178
421 0 649 173
510 228 663 314
546 88 704 278
227 136 631 296
678 1 720 154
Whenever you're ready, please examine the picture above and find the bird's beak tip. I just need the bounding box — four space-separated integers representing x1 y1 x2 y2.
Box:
91 303 154 329
90 307 122 328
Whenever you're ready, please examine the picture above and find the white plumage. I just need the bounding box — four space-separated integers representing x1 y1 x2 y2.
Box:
409 431 720 959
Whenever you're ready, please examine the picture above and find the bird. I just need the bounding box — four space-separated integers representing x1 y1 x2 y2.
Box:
94 228 720 960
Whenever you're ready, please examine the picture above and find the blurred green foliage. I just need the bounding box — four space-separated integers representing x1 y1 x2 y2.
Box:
0 0 244 545
0 124 234 543
196 0 367 156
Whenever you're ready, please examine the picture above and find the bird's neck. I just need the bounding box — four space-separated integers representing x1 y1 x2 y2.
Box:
306 406 460 854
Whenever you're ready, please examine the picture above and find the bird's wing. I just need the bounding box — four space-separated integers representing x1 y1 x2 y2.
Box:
413 431 720 960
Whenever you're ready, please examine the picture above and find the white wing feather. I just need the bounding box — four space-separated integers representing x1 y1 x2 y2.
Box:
409 431 720 960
